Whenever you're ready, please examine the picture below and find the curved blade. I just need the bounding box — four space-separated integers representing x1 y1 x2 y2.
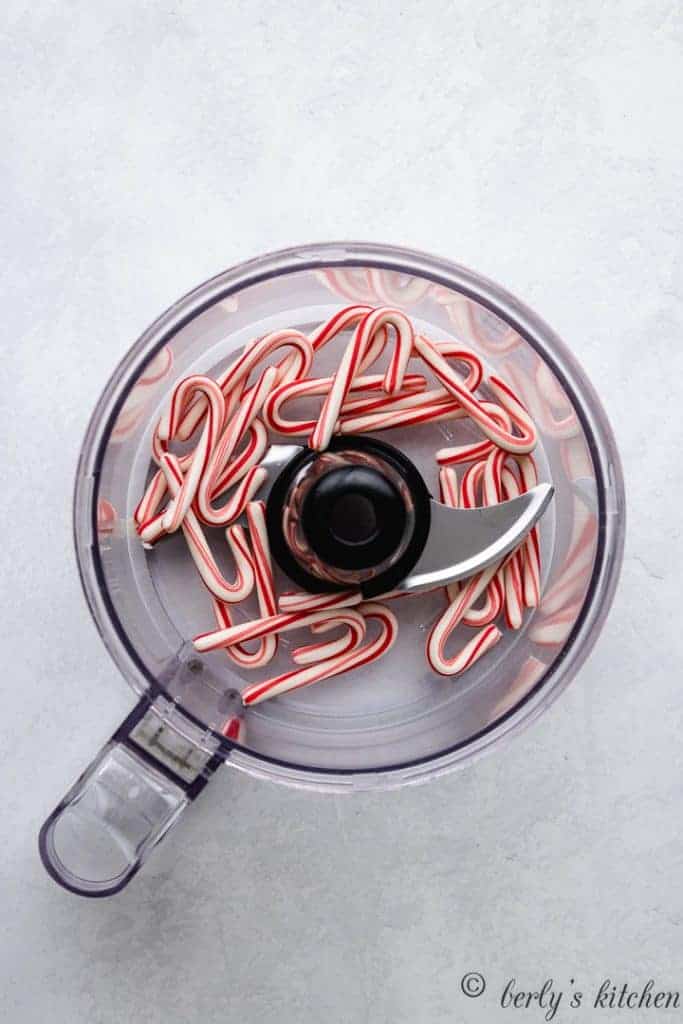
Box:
397 483 554 595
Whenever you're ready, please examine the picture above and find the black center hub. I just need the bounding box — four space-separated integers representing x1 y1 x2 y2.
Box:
265 435 431 598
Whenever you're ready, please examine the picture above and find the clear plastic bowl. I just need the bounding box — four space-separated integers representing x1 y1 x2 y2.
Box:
40 243 625 896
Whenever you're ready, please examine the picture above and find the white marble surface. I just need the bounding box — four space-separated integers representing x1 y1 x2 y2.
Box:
2 2 682 1021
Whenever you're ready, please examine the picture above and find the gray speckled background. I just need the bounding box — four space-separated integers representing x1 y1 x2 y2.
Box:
2 2 682 1021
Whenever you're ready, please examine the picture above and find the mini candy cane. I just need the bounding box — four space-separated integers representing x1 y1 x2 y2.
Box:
309 304 389 371
414 335 537 454
136 420 265 540
141 454 254 603
503 461 541 609
277 590 363 613
481 447 524 630
193 594 363 654
441 467 504 631
457 456 504 627
438 467 462 606
339 388 462 435
263 373 426 437
430 623 502 677
310 307 414 450
157 376 226 535
334 342 482 436
211 596 276 669
427 563 504 676
435 402 513 467
291 609 366 665
439 466 459 509
241 603 398 705
163 330 314 444
195 368 277 526
211 420 269 500
211 499 280 669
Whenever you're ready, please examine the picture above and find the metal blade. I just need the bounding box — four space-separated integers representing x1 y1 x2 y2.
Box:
397 483 554 595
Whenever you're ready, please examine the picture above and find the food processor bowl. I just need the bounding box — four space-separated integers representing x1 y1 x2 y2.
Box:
39 243 625 896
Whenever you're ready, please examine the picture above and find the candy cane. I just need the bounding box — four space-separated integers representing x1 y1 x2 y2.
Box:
414 335 537 454
278 590 362 613
339 390 463 435
141 454 254 603
156 376 226 535
211 499 280 669
291 609 366 665
439 466 459 509
456 451 504 627
246 501 277 612
310 307 414 450
336 343 481 435
138 416 268 538
263 373 426 437
435 403 513 467
308 304 389 370
503 461 541 609
211 590 277 669
481 447 524 629
195 367 276 526
210 419 269 500
163 330 313 443
241 603 397 705
426 561 504 676
193 594 362 654
431 623 502 677
459 459 486 509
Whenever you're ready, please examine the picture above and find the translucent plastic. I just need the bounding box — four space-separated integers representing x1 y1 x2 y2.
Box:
73 243 625 790
40 740 188 896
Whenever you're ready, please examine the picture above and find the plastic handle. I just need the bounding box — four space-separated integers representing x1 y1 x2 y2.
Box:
39 700 221 897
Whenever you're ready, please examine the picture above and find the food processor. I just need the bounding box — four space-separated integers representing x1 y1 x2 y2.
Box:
39 243 625 897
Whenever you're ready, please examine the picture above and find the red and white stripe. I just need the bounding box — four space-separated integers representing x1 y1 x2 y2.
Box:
241 603 397 705
310 307 414 450
156 376 226 535
291 609 366 665
193 593 362 654
414 335 537 454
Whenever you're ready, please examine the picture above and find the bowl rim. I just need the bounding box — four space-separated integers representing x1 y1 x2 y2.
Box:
75 241 626 791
